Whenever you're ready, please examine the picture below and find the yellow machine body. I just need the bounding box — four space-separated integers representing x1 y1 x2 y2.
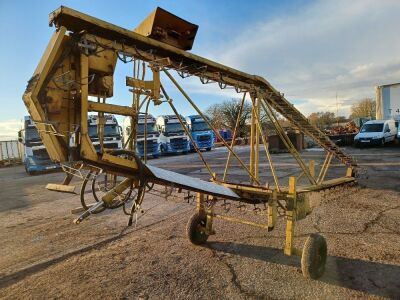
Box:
23 6 358 279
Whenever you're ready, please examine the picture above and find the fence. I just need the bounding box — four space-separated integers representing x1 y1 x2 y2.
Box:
0 140 23 167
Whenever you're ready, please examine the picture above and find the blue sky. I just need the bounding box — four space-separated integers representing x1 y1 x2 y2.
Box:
1 0 400 139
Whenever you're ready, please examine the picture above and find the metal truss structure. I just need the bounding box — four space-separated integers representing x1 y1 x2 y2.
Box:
23 6 358 279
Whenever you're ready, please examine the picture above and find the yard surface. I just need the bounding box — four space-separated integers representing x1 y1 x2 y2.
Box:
0 146 399 299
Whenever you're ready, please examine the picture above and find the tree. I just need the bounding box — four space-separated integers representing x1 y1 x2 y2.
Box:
349 98 376 119
307 111 336 129
206 99 252 137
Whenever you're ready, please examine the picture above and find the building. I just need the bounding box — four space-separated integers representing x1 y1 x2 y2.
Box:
376 82 400 121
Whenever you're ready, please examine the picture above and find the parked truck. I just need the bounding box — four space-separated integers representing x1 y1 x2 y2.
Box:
88 115 122 151
18 116 60 175
122 115 161 158
185 115 214 151
156 115 190 154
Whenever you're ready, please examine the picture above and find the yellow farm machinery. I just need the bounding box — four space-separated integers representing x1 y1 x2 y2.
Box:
23 6 358 279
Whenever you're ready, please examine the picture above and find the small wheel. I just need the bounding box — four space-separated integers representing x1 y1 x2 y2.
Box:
206 147 212 151
186 212 209 245
380 138 385 147
301 233 327 279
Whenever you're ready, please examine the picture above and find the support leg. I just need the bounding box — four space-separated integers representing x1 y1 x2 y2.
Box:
46 173 76 193
196 192 205 214
284 177 300 256
187 192 210 244
268 190 277 231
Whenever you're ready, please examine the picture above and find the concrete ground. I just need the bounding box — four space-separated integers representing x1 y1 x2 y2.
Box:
0 145 399 299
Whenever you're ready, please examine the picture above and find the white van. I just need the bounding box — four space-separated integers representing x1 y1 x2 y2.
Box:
354 119 397 147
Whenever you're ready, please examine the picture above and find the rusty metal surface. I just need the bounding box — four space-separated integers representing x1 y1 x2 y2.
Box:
134 7 198 50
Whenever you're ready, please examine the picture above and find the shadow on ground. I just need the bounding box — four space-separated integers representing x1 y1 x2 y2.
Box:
209 241 400 299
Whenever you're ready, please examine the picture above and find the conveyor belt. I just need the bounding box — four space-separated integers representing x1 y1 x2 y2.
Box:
145 164 239 199
258 90 356 167
49 6 356 168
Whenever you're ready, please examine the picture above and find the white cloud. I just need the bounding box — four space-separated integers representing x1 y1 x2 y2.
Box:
203 0 400 117
0 119 23 141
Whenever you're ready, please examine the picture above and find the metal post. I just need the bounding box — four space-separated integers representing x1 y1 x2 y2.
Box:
196 192 205 214
164 69 260 185
160 84 215 179
222 92 246 181
268 190 277 231
317 153 333 184
143 99 151 163
261 99 317 185
79 53 97 161
5 142 11 164
251 97 280 190
129 60 140 152
80 55 89 136
284 176 297 256
250 96 256 182
97 96 105 152
206 196 214 235
309 160 315 179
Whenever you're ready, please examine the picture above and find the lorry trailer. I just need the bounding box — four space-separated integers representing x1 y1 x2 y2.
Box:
123 115 161 158
88 115 122 151
156 115 190 154
186 115 214 151
18 116 60 175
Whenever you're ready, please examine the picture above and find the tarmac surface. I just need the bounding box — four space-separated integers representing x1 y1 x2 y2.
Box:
0 145 399 299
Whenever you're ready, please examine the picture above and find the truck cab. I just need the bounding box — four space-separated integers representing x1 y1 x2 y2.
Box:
354 119 397 147
156 115 190 154
185 115 214 151
18 116 60 175
88 114 122 151
122 115 161 158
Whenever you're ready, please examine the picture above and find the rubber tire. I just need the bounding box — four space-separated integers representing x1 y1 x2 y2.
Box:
380 138 385 147
186 212 209 245
206 147 212 151
301 233 327 279
152 154 159 159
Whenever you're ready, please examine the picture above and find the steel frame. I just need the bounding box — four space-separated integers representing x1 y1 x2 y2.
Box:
23 7 358 268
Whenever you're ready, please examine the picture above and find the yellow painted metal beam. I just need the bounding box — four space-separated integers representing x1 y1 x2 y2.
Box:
101 178 134 205
88 101 135 116
268 190 277 231
284 177 297 256
101 152 138 170
212 213 268 229
22 26 68 162
79 53 97 161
